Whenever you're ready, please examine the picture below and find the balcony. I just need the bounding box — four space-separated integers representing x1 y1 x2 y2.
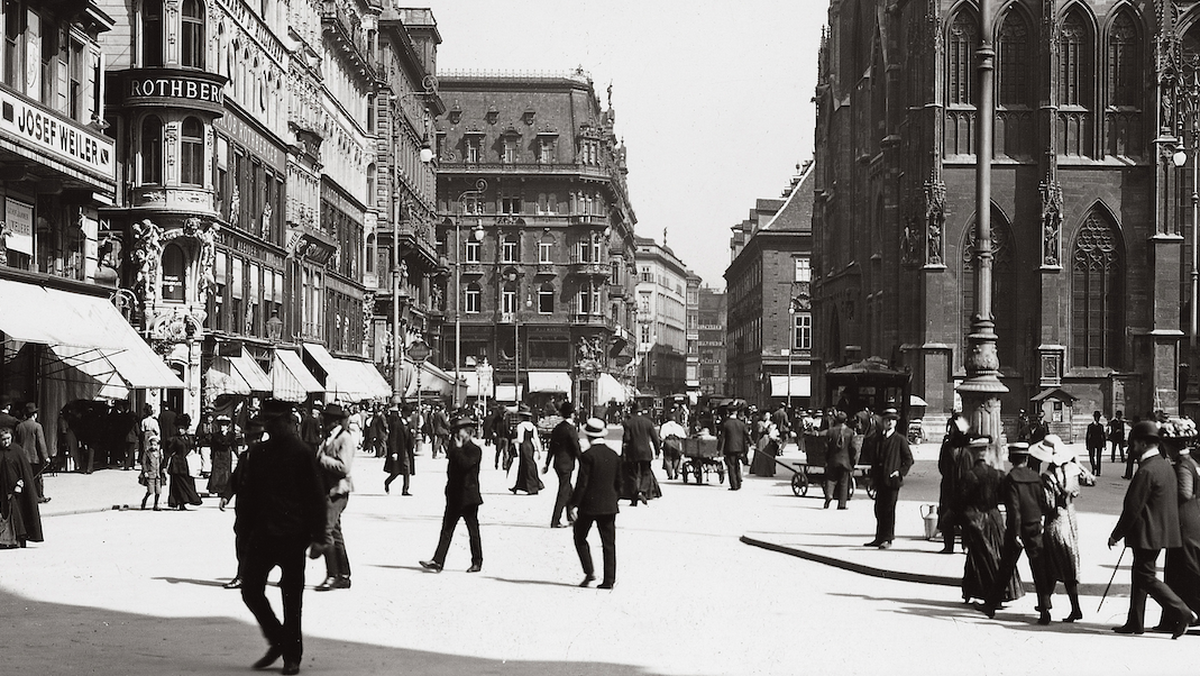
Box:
440 161 613 181
568 260 609 277
535 262 556 276
569 312 606 327
460 261 485 276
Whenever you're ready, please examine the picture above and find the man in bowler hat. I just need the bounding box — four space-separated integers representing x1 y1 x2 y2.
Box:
313 402 356 591
420 413 484 573
863 406 913 549
1109 420 1196 637
570 418 623 588
544 400 582 528
233 399 326 675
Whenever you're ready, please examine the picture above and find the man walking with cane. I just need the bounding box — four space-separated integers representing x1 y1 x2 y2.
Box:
1109 420 1196 637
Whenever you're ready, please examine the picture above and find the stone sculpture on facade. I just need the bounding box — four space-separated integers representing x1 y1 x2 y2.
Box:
132 219 164 310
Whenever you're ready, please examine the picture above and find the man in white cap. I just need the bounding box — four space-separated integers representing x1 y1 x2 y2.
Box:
569 418 622 589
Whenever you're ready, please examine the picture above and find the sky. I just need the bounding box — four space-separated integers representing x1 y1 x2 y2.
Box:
428 0 827 291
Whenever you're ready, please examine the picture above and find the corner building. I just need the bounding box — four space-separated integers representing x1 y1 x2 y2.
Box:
435 71 638 416
814 0 1200 435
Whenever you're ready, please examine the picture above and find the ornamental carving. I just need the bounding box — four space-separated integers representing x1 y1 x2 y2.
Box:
132 219 164 310
900 215 921 268
924 176 946 266
1040 180 1064 267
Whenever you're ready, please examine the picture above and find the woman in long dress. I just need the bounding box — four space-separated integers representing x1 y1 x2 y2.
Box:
1036 435 1085 622
1164 440 1200 629
510 407 544 495
958 439 1023 605
165 414 202 510
205 416 239 497
750 416 779 477
0 421 43 548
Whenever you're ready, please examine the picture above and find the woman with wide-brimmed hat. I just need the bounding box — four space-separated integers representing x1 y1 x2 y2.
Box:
509 405 544 495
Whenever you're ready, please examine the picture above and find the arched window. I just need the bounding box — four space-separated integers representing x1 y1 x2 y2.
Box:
960 209 1017 370
1058 8 1094 156
1072 212 1124 368
465 283 481 314
143 0 164 67
141 115 163 184
181 117 204 185
997 8 1031 107
946 9 977 106
1108 11 1139 107
538 283 554 314
181 0 205 68
162 243 186 301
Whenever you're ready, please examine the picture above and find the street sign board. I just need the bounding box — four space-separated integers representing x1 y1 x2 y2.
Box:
407 340 430 363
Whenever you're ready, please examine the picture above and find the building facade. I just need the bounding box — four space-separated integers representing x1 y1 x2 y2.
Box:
813 0 1195 435
434 70 638 416
698 287 728 397
726 164 814 409
634 236 691 397
685 272 702 399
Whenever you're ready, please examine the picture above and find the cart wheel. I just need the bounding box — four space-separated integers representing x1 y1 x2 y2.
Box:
790 473 803 497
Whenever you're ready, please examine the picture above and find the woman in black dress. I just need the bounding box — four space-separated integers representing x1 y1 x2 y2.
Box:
165 414 202 510
509 406 544 495
958 438 1023 605
205 415 240 497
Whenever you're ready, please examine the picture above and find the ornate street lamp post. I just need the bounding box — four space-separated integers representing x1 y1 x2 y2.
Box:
1175 54 1200 418
957 0 1008 459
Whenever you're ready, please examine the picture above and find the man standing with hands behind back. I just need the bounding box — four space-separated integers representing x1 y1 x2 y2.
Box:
718 403 751 491
864 406 913 549
1108 420 1196 637
570 418 622 589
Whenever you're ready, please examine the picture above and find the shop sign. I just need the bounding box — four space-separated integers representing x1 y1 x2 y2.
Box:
3 199 32 256
127 75 224 105
0 89 113 179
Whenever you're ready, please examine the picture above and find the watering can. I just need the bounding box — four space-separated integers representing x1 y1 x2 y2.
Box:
920 504 939 540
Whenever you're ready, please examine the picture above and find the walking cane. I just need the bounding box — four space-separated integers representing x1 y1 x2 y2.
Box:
1098 545 1127 613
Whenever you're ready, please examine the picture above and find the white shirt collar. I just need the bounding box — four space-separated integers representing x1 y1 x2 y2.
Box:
1140 447 1160 462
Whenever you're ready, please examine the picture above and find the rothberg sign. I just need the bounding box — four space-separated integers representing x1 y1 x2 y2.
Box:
0 89 113 180
113 68 228 115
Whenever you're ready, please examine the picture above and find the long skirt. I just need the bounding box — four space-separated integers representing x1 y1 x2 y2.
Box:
961 507 1023 603
206 446 233 496
167 473 203 508
1041 503 1080 585
750 438 777 477
511 440 543 494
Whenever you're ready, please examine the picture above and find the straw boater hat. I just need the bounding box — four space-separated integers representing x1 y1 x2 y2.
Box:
968 435 991 449
881 407 900 420
582 417 607 438
1007 441 1031 457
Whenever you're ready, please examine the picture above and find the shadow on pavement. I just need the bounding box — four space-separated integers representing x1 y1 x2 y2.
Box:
828 592 1123 636
0 585 667 676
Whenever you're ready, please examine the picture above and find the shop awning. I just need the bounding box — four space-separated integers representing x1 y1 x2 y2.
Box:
596 373 628 404
351 360 393 400
493 384 524 402
769 375 811 397
206 349 272 397
527 371 573 394
272 349 324 403
302 343 376 402
465 368 494 398
400 359 466 399
0 281 137 350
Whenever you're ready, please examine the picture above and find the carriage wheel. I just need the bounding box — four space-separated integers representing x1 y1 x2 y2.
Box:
792 471 809 496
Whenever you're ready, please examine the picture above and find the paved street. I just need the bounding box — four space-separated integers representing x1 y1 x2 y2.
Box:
3 435 1194 676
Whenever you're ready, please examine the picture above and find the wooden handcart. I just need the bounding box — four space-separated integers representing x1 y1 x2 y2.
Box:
680 437 725 485
779 434 874 499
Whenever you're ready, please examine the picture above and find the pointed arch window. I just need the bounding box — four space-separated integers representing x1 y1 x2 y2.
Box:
997 9 1031 107
181 117 204 185
143 0 164 67
1107 11 1138 107
141 115 164 184
181 0 205 68
1072 213 1124 368
947 10 977 106
1058 11 1091 107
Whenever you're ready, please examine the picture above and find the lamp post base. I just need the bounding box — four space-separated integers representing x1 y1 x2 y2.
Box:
958 382 1007 467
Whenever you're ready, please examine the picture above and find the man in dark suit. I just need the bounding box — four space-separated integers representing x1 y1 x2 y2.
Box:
570 417 622 589
1109 420 1196 637
15 403 50 503
384 403 414 496
820 410 856 509
620 402 660 506
420 414 484 573
544 401 582 528
864 407 913 549
718 403 751 491
1085 410 1106 476
234 399 327 676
